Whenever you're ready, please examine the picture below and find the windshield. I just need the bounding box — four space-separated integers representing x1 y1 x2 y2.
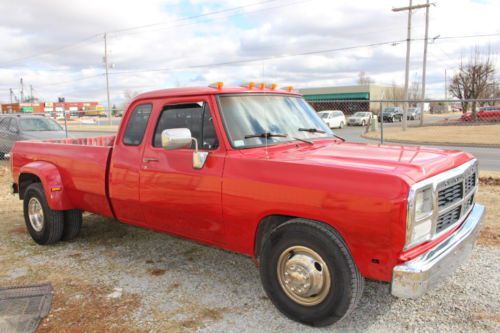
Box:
353 112 367 117
19 118 63 131
319 112 330 119
384 107 396 112
218 95 333 148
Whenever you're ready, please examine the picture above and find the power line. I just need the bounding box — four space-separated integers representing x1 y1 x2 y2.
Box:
0 0 288 68
0 35 100 68
107 0 282 35
107 40 407 76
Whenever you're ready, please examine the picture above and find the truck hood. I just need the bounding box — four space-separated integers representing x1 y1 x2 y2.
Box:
239 140 473 184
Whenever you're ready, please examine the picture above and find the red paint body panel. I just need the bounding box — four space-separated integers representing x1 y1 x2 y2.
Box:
10 87 475 283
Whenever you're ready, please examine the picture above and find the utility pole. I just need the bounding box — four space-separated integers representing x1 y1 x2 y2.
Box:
419 0 430 126
20 78 24 103
104 33 112 123
393 0 431 130
444 69 447 99
30 85 33 103
9 88 13 104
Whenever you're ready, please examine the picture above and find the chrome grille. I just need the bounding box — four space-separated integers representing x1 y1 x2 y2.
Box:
464 173 476 194
436 206 461 233
437 183 463 208
434 162 478 235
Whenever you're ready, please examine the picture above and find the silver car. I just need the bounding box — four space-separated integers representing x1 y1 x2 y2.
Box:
0 115 67 159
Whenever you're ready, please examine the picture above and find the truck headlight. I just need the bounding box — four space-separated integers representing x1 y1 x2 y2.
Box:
406 186 434 249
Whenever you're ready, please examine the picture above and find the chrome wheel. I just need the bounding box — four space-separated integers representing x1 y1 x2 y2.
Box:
277 246 331 306
28 197 44 232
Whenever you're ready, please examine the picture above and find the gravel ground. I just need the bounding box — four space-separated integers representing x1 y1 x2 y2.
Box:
0 161 499 332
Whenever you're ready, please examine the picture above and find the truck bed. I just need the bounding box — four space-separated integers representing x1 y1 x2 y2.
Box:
11 136 116 217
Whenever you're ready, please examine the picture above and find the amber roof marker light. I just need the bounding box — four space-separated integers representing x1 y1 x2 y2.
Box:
209 82 224 89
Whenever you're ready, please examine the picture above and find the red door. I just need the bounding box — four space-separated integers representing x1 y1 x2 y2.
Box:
138 96 226 245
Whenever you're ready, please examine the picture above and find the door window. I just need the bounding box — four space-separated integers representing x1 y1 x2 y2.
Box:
153 102 218 150
123 104 152 146
0 118 9 132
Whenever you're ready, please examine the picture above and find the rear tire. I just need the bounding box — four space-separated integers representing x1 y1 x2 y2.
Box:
62 210 83 241
23 183 64 245
361 120 366 127
339 121 344 129
259 219 364 327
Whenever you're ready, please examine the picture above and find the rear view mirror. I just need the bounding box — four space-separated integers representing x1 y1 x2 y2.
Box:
161 128 209 169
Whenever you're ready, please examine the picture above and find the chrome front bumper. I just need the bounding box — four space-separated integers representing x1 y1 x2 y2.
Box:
391 204 485 298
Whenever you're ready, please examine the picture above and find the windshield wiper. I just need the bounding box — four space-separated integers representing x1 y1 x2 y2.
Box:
293 137 313 145
244 132 288 139
298 128 326 134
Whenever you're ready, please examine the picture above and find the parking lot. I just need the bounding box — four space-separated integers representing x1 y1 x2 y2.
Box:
0 161 498 332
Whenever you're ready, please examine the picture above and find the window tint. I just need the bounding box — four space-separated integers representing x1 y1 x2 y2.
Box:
153 102 218 150
123 104 152 146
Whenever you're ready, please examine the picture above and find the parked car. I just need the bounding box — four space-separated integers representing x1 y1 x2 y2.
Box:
318 110 346 128
348 111 372 126
462 106 500 122
406 108 421 120
0 114 67 159
379 107 403 122
10 85 484 327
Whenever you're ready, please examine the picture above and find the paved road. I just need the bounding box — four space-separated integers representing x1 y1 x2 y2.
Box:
69 122 500 171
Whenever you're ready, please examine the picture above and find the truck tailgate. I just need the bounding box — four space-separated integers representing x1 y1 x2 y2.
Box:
11 136 115 217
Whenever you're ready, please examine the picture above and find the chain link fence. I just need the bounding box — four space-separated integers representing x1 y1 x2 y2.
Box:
309 98 500 145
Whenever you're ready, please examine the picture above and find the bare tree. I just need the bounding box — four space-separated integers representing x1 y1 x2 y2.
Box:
408 80 421 106
384 82 405 107
448 47 495 119
357 71 374 85
121 89 139 112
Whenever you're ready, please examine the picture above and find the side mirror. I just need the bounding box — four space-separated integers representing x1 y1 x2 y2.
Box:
161 128 192 150
161 128 209 169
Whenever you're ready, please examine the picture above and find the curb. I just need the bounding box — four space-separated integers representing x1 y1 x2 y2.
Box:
360 135 500 148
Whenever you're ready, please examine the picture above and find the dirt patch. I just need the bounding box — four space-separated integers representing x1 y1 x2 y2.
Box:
36 278 142 333
179 307 225 330
476 184 500 247
149 269 166 276
9 226 26 235
480 176 500 186
472 312 500 323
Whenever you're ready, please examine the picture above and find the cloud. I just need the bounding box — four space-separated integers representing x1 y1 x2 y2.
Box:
0 0 499 104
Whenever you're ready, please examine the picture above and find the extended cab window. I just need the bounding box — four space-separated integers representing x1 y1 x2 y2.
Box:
123 104 152 146
153 102 218 150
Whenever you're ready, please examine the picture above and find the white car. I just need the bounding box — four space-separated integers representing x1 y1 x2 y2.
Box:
348 111 373 126
318 110 346 129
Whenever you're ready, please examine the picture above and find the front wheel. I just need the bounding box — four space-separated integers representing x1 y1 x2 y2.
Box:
259 219 364 327
23 183 64 245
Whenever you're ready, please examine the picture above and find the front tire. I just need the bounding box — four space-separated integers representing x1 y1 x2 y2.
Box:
259 219 364 327
23 183 64 245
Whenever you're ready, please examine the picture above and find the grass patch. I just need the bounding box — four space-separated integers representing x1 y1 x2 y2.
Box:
364 124 500 146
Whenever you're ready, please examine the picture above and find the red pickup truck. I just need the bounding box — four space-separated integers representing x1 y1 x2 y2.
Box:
9 85 485 326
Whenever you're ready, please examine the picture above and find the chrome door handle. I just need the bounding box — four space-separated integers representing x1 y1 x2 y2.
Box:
143 157 159 163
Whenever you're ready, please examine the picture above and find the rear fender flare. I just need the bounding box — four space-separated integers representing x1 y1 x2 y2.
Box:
19 161 73 210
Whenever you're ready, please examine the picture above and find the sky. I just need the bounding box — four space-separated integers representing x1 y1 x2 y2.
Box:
0 0 499 107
